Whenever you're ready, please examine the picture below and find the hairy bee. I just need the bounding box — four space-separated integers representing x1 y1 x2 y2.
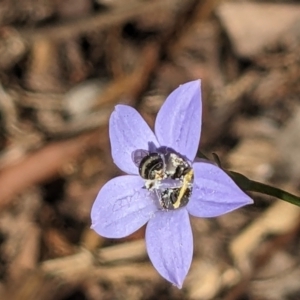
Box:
132 149 194 210
132 149 165 180
160 169 194 210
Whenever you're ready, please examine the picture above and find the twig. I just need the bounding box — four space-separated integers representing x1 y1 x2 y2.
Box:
20 1 177 42
0 131 100 210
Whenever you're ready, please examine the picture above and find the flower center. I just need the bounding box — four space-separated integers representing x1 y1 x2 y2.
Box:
158 167 194 210
132 150 194 210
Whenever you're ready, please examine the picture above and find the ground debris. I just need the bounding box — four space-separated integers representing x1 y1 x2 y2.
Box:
0 0 299 299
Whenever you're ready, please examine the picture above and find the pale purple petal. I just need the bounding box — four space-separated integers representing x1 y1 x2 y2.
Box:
110 105 160 174
91 175 157 238
155 80 201 162
146 209 193 288
187 162 253 218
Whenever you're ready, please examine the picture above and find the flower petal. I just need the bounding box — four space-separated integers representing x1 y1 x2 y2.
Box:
155 80 202 162
146 209 193 288
91 175 157 238
110 105 160 174
187 162 253 217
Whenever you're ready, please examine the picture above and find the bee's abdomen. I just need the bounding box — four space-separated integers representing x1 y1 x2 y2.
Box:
139 153 163 180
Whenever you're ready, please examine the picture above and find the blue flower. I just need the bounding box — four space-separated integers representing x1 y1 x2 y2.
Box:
91 80 253 288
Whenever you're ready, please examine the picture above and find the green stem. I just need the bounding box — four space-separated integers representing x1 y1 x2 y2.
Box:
229 171 300 207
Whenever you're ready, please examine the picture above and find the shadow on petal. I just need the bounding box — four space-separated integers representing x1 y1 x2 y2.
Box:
91 175 158 238
145 208 193 288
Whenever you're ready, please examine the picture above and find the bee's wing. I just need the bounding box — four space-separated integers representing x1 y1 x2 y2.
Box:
131 149 149 167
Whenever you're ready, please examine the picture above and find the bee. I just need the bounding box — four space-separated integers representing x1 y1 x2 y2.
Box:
165 152 190 179
132 149 190 180
132 149 165 180
132 149 194 210
160 169 194 210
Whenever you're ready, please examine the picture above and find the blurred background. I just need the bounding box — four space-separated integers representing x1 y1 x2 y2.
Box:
0 0 300 299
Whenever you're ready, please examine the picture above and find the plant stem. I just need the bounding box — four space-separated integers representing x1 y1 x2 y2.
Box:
229 170 300 207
